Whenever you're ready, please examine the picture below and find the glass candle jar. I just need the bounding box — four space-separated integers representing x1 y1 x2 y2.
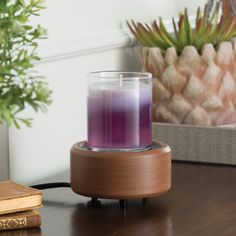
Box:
87 71 152 151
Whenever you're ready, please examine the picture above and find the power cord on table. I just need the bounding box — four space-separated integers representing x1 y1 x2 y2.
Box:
30 182 145 209
30 182 71 190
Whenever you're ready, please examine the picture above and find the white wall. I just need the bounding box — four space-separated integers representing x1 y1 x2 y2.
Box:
9 0 206 184
32 0 206 43
0 125 9 180
9 48 137 184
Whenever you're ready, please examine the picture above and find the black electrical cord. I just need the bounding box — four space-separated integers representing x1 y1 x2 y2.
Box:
30 182 71 190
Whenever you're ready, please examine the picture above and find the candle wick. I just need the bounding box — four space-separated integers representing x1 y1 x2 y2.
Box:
120 74 123 88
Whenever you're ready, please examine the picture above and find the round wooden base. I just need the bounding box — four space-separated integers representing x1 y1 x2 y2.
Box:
70 141 171 199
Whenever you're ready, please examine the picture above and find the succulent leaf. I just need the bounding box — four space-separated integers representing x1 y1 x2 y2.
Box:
127 4 236 54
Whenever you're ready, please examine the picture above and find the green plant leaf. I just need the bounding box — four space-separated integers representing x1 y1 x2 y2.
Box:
127 3 236 54
0 0 51 128
136 23 157 46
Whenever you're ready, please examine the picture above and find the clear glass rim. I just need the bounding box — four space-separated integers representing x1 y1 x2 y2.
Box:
88 70 152 80
78 142 152 152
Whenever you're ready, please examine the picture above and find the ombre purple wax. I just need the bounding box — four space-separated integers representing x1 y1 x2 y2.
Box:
87 81 152 150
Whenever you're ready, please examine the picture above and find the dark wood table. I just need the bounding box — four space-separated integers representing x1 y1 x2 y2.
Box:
1 162 236 236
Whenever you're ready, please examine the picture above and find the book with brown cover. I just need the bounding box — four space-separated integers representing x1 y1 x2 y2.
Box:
0 210 41 231
0 181 42 215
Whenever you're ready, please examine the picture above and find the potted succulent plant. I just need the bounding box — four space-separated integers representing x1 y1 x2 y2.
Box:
0 0 51 179
128 3 236 126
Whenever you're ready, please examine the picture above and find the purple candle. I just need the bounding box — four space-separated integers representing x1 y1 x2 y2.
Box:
87 71 152 151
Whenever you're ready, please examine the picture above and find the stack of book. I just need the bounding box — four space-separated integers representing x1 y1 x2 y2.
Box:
0 181 42 231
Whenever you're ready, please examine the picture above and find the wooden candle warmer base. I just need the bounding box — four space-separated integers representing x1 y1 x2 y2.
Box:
70 141 171 203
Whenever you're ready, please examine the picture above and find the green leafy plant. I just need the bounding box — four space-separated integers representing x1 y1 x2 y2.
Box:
0 0 52 128
127 3 236 54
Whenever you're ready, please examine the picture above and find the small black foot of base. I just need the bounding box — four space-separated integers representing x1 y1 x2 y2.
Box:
119 199 128 209
87 198 101 207
142 198 149 206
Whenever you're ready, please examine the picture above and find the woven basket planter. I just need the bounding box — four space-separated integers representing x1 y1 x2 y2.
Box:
153 122 236 165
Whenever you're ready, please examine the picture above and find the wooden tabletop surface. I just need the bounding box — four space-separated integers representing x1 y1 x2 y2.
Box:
1 161 236 236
